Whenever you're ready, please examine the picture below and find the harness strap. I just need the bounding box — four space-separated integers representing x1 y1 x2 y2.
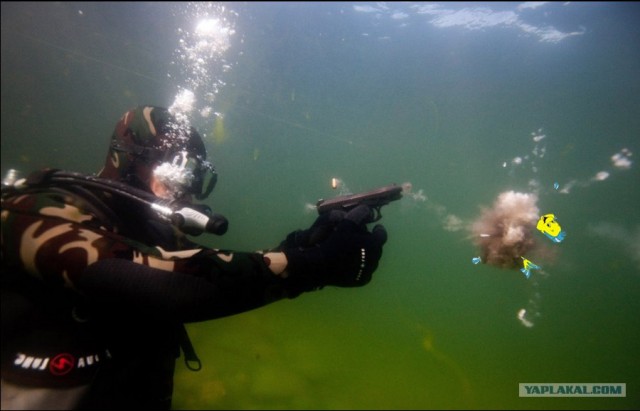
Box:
178 325 201 371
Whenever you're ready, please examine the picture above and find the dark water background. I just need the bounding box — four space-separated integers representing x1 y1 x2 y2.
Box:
2 2 639 409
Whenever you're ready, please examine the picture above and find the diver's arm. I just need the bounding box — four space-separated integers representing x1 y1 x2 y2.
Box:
80 257 290 323
3 191 383 322
1 192 296 321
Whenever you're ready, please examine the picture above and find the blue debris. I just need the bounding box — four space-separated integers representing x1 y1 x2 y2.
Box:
520 257 541 279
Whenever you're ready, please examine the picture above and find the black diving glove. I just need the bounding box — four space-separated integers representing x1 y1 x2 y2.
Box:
280 205 388 292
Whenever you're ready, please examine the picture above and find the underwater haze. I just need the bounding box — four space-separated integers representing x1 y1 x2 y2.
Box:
2 2 639 409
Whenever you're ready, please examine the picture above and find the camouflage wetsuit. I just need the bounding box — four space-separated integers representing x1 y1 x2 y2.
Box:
1 106 386 410
0 174 298 409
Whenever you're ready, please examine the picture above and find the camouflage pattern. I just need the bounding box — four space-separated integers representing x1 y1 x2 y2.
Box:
0 108 289 406
1 185 275 292
1 175 287 399
98 106 207 191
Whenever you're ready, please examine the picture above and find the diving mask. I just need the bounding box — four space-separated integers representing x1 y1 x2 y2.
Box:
153 151 217 200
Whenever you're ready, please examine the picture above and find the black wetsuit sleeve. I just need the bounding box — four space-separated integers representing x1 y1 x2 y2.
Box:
79 258 288 323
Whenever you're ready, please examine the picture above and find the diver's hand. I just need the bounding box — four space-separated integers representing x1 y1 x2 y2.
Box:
281 205 388 290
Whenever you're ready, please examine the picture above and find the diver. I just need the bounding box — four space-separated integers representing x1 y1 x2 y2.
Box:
1 106 388 409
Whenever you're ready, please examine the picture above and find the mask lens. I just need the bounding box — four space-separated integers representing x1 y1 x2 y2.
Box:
153 151 217 200
153 151 196 199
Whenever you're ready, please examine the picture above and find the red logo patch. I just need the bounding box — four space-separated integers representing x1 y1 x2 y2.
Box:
49 353 75 376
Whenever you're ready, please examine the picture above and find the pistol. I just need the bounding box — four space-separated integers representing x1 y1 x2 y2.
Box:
316 183 404 223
